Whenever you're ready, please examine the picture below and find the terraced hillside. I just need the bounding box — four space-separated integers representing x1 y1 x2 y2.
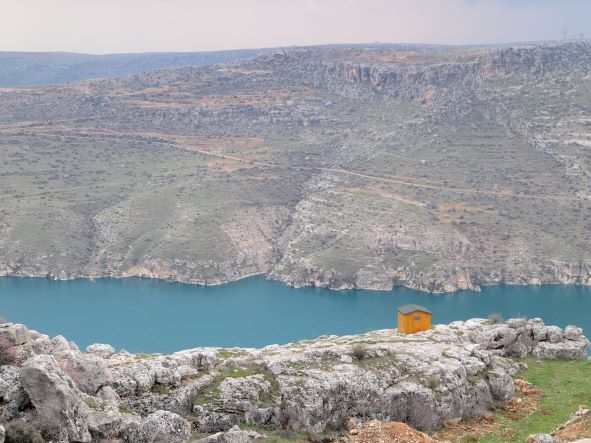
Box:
1 42 591 292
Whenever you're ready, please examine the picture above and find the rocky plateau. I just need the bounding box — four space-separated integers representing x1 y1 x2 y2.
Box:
0 317 587 442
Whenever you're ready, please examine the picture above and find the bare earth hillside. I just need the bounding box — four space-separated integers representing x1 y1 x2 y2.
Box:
1 42 591 292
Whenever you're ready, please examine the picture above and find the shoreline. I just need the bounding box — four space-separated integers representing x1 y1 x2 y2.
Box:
2 270 591 295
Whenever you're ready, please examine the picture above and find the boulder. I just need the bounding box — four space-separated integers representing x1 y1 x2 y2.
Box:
194 408 241 433
86 403 122 439
121 410 191 443
505 318 527 329
86 343 116 358
546 326 563 343
194 425 261 443
526 434 559 443
0 324 33 364
531 322 549 341
340 355 353 364
471 325 517 350
29 334 53 355
563 325 583 341
532 340 589 360
2 385 29 420
97 385 121 407
48 335 73 357
58 352 113 395
19 354 91 442
507 341 528 358
0 324 30 348
0 366 19 401
112 362 157 396
486 367 515 401
385 382 438 431
219 374 272 403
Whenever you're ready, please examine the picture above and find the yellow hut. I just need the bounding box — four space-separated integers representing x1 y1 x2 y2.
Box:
397 304 431 334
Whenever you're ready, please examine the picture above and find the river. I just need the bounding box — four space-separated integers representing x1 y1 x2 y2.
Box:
0 276 589 353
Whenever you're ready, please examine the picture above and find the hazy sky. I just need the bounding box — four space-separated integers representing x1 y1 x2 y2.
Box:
2 0 590 54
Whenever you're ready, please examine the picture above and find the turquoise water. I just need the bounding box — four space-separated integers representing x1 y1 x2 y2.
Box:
0 276 589 353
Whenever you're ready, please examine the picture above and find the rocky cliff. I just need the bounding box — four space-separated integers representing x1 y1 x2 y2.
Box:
2 42 591 293
0 318 587 442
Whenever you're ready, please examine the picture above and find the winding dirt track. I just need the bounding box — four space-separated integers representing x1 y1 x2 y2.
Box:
1 123 588 202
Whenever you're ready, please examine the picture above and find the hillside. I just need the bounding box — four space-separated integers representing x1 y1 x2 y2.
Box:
0 49 271 87
1 41 591 292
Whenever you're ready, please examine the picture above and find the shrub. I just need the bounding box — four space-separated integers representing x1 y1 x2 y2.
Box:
426 375 440 389
488 313 503 324
5 420 44 443
151 384 170 395
350 344 369 361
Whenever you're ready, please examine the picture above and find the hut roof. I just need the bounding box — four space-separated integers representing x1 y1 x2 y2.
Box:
398 304 432 315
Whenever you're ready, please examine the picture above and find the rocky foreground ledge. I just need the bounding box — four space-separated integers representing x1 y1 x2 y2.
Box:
0 318 587 442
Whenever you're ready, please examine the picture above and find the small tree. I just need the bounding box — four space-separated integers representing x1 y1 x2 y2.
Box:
351 344 369 361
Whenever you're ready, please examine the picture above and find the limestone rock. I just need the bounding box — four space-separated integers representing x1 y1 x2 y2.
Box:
122 410 191 443
470 325 517 350
86 343 116 358
340 354 353 364
0 366 19 401
58 351 113 395
526 434 559 443
487 366 515 401
505 318 527 329
194 425 261 443
0 318 587 439
546 326 563 343
564 325 583 341
2 385 29 420
86 397 123 440
0 324 30 348
19 354 91 442
532 340 589 360
531 321 549 341
48 335 73 357
97 385 122 407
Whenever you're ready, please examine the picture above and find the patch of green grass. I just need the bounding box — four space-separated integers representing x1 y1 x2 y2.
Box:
118 406 138 415
135 353 159 360
239 423 339 443
193 365 280 407
151 384 171 395
477 358 591 442
217 349 246 359
83 397 99 409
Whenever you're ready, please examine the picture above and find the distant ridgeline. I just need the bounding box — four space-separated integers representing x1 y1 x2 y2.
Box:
0 48 274 87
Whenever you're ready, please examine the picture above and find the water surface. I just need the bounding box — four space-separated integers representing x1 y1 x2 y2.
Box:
0 276 589 353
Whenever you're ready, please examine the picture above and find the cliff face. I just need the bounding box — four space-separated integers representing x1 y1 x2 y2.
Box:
268 42 591 102
1 42 591 293
0 318 587 442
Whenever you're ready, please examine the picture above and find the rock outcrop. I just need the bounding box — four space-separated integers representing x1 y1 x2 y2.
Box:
20 355 93 442
0 319 586 442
